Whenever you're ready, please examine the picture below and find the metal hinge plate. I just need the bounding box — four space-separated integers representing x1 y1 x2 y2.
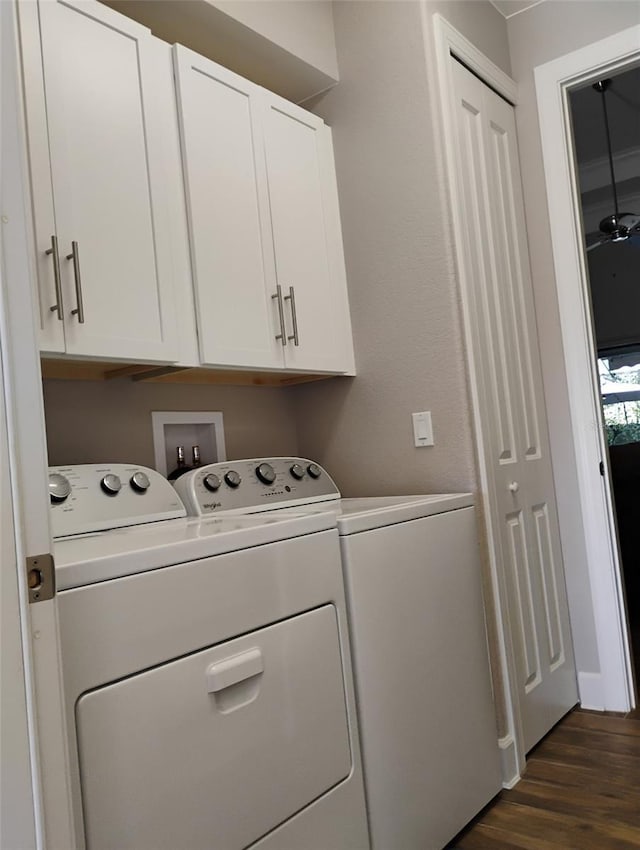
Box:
26 553 55 603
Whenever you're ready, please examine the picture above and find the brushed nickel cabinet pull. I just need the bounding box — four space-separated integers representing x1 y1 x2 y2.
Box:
271 285 287 346
44 235 63 319
66 241 85 324
284 286 299 346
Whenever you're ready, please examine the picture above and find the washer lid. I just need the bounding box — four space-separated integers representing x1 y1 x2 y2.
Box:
54 511 337 590
336 494 474 535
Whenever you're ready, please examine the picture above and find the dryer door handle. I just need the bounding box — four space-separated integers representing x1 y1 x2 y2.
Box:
206 648 264 693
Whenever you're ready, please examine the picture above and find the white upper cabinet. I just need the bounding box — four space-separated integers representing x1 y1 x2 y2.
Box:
260 94 354 374
173 47 282 370
174 46 355 374
20 0 179 362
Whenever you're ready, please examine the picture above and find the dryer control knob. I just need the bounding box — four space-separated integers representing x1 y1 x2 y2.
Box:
290 463 305 480
101 473 122 496
203 473 221 492
130 471 150 493
49 473 71 503
256 462 276 485
224 470 241 489
307 463 322 480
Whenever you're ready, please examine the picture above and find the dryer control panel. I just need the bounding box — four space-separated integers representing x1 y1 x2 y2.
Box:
49 464 186 538
174 457 340 516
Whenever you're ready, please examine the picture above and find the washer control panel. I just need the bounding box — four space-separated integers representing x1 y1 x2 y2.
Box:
49 464 186 538
174 458 340 516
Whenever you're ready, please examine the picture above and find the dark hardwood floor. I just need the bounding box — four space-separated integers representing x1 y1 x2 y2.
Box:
450 708 640 849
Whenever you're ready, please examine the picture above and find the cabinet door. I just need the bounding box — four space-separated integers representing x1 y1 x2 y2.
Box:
36 0 178 362
174 47 283 370
18 0 65 354
261 95 355 374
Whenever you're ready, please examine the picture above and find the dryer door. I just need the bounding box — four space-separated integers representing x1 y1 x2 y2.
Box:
75 605 351 850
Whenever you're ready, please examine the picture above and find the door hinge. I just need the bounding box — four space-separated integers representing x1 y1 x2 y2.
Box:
599 461 605 477
26 553 55 603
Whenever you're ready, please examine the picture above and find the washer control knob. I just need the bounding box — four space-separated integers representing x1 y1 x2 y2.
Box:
224 470 241 489
290 463 305 480
49 473 71 503
307 463 322 480
101 473 122 496
203 473 221 492
130 471 150 493
256 462 276 485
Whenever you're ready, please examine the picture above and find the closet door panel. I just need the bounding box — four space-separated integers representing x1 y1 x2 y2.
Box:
452 59 578 754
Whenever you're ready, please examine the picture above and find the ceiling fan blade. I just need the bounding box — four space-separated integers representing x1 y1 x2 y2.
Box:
620 213 640 231
586 239 608 252
587 232 640 251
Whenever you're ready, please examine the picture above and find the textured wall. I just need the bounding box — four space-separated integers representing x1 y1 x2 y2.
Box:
102 0 337 102
507 0 640 680
43 0 510 495
43 380 299 468
291 0 509 499
290 0 511 738
211 1 338 79
429 0 511 76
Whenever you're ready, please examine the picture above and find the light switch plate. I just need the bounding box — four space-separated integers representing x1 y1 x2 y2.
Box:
412 411 434 447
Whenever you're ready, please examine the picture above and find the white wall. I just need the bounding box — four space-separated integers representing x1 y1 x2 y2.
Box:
1 361 37 850
429 0 511 75
292 0 510 499
506 0 640 679
289 0 513 739
43 381 299 468
103 0 338 102
211 0 338 79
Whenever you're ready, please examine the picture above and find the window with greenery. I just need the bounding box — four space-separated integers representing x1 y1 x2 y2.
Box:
600 354 640 445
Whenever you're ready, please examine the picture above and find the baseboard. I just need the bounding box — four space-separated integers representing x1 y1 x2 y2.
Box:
498 734 520 789
578 671 605 710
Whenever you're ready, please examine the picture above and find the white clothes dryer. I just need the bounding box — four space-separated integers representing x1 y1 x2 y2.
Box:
49 463 369 850
176 458 502 850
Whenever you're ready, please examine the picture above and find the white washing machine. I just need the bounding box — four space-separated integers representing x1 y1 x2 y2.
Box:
49 463 370 850
176 458 503 850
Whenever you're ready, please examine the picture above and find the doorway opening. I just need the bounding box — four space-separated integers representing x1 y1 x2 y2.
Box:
568 65 640 681
535 27 640 714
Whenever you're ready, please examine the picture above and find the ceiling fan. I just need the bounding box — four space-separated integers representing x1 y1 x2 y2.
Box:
586 78 640 253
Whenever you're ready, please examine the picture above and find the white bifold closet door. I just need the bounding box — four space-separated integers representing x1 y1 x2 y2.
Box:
451 58 578 753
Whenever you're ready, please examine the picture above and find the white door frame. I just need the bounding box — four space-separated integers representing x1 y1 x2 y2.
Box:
0 205 38 849
1 0 76 846
535 26 640 714
428 11 525 786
